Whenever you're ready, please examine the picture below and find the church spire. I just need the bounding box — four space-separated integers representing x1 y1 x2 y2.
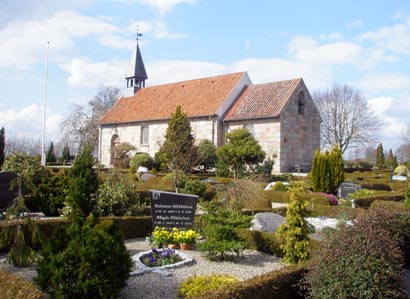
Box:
125 31 148 96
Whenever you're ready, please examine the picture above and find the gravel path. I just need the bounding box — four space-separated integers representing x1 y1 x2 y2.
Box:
0 238 284 299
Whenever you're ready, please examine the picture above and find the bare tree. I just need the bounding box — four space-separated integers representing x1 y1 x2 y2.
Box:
396 143 410 164
60 86 121 154
5 133 42 156
401 124 410 147
313 84 381 154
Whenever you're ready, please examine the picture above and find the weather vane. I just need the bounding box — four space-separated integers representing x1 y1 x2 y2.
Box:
136 25 143 42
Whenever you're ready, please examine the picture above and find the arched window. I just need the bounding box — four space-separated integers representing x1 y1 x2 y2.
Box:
110 134 120 164
298 92 305 114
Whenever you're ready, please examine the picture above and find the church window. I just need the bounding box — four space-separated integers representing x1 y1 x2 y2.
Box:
141 126 149 145
298 92 305 114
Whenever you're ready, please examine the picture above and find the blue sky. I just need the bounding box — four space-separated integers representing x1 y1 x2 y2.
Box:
1 0 410 157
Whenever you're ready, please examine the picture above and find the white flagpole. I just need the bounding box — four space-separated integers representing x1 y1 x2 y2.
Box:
41 41 50 166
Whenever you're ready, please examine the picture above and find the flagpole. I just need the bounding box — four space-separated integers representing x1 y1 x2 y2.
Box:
41 41 50 166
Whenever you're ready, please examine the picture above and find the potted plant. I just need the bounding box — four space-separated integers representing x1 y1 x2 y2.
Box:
176 229 200 250
151 227 177 248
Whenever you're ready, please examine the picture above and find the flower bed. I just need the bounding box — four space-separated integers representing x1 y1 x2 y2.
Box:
133 248 194 273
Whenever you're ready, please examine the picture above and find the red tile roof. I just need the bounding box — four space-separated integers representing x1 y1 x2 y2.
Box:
100 72 245 125
223 78 302 121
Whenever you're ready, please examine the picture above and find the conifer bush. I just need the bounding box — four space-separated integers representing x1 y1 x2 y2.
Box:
275 181 311 264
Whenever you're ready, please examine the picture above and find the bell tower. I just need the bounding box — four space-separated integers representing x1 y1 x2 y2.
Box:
125 33 148 97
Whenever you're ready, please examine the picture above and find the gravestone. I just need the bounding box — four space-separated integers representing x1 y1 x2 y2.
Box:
251 213 285 233
337 182 361 199
150 190 198 230
0 171 18 212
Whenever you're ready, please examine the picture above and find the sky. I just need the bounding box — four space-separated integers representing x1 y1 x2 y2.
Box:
1 0 410 157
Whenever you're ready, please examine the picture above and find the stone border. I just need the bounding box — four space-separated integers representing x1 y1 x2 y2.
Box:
131 250 194 277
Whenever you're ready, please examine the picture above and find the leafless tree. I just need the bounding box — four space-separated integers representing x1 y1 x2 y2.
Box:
401 124 410 147
5 133 42 156
396 143 410 164
313 84 381 155
60 85 121 154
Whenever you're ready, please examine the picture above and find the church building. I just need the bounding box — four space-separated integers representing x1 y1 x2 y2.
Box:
98 42 321 173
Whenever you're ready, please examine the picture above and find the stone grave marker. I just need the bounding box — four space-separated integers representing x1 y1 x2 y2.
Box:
150 190 198 230
251 213 285 233
0 171 18 211
337 182 361 199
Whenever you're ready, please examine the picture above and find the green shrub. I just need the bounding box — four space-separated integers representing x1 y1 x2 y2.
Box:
264 190 290 203
183 179 206 198
35 217 132 299
0 269 45 299
33 169 71 216
197 202 252 260
304 213 405 299
349 188 375 198
178 274 239 298
360 182 392 191
189 265 307 299
129 152 154 171
96 173 143 216
271 181 288 191
275 182 311 264
354 192 404 208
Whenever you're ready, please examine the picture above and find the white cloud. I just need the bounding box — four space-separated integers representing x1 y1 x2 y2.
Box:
358 73 410 92
367 96 394 117
61 57 126 87
0 10 118 69
0 104 63 140
123 0 197 15
288 36 363 65
146 57 332 90
360 17 410 55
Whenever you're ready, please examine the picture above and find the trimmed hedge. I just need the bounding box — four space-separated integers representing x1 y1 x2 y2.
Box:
0 216 154 252
188 264 308 299
370 200 409 213
0 269 45 299
354 192 405 208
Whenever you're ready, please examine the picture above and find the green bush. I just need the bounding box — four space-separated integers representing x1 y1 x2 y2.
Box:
33 169 71 216
129 152 154 171
354 192 404 208
35 217 132 299
275 182 311 264
360 182 392 191
96 173 143 216
370 200 408 213
178 274 239 298
183 179 206 198
304 213 405 299
189 265 307 299
264 190 290 203
271 181 288 191
197 202 252 260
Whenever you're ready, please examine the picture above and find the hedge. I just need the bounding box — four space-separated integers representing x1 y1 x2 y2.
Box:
188 264 308 299
354 193 405 208
0 269 45 299
0 216 154 252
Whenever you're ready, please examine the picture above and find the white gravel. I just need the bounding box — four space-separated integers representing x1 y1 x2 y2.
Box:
1 238 284 299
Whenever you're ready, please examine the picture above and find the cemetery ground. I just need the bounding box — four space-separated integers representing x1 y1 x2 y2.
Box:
1 168 410 298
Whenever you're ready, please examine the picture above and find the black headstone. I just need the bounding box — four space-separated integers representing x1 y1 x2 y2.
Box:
337 183 361 199
0 171 18 211
150 190 198 230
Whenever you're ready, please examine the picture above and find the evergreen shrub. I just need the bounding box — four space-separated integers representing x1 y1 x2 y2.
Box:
188 265 307 299
178 274 239 298
129 152 154 171
35 217 132 299
183 179 206 199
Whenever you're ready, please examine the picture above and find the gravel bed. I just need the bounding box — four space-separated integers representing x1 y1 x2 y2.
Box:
1 238 284 299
